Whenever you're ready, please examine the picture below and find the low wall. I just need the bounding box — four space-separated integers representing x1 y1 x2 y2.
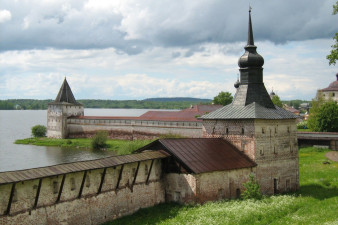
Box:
0 159 164 225
67 118 203 139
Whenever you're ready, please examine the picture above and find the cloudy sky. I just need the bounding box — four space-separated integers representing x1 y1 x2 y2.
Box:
0 0 337 101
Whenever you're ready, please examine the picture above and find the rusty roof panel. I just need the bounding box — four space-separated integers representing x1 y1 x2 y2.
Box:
156 138 256 174
0 151 167 185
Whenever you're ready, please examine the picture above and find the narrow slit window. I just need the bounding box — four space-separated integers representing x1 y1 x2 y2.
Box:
53 181 59 194
70 178 76 191
144 164 148 176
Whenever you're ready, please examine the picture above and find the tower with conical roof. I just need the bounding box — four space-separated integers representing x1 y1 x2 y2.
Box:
201 9 299 194
47 78 84 138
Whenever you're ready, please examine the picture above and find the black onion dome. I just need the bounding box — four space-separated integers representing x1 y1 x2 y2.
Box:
238 47 264 68
238 9 264 68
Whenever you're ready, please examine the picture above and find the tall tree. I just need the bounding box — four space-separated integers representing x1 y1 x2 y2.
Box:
308 101 338 132
327 1 338 65
271 95 283 107
213 91 233 106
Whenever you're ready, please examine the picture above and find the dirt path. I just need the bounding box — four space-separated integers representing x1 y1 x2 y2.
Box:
325 151 338 162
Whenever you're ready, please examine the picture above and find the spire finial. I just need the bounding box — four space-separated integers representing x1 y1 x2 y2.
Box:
248 6 254 46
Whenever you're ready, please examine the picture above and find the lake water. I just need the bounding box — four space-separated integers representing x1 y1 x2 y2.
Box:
0 109 155 172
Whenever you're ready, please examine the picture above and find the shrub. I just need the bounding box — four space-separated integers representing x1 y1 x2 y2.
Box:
31 125 47 137
241 174 262 200
119 140 152 155
308 100 338 132
297 121 308 129
91 131 108 149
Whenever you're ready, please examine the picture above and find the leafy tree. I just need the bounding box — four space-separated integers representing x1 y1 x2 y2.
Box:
91 131 108 149
241 174 262 200
271 95 283 107
213 91 233 106
307 93 324 131
31 125 47 137
308 101 338 132
327 1 338 65
308 93 338 132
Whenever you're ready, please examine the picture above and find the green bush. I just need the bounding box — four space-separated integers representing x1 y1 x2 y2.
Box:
31 125 47 137
91 131 108 149
297 121 308 129
308 100 338 132
241 174 262 200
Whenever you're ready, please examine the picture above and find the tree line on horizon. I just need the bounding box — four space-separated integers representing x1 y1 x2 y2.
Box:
0 98 212 110
0 97 311 110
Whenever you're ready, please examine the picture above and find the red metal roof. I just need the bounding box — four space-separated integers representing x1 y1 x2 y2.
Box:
141 138 256 174
74 104 222 122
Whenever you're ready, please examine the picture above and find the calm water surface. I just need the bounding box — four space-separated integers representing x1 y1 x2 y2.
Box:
0 109 153 172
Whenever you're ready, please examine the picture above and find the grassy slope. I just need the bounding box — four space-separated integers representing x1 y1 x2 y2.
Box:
15 138 152 155
103 147 338 225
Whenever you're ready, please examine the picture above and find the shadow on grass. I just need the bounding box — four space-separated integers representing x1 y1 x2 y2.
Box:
297 184 338 200
101 202 188 225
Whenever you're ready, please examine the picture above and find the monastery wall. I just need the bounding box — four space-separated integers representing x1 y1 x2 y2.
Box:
164 167 254 204
0 159 164 225
67 118 203 139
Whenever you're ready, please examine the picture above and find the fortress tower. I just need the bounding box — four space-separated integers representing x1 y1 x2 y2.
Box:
201 10 299 194
47 78 84 138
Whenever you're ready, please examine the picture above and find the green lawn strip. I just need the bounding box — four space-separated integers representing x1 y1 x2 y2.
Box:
297 128 312 132
103 147 338 225
15 138 153 155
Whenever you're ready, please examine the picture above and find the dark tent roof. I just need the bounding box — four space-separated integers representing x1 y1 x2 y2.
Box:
201 11 297 121
139 138 256 174
202 102 298 120
52 78 82 105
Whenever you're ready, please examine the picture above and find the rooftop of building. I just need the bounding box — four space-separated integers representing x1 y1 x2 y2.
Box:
320 74 338 92
0 151 168 185
138 138 256 174
50 77 82 106
74 104 222 122
202 10 297 120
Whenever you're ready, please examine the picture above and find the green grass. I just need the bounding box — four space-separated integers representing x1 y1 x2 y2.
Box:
297 128 312 132
102 147 338 225
15 138 153 155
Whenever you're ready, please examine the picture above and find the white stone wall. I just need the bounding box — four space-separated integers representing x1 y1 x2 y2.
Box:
164 167 254 204
202 118 299 195
47 104 84 138
320 90 338 102
164 173 197 203
0 159 164 225
196 168 254 202
67 118 203 139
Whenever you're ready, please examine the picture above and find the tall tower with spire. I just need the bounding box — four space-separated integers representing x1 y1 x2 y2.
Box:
47 78 84 138
201 9 299 194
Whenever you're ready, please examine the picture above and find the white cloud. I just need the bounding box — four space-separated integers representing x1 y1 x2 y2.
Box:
0 1 337 101
0 9 11 23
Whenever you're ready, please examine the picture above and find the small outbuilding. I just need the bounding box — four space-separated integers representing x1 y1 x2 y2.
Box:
138 138 256 203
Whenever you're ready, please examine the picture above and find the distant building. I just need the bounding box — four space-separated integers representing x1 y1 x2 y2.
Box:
318 73 338 103
283 105 300 116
